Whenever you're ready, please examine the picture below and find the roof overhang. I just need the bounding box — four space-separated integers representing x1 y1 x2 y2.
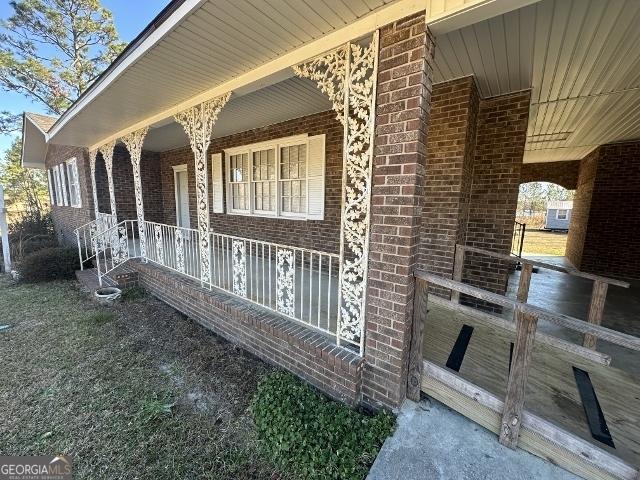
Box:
21 113 49 169
45 0 529 151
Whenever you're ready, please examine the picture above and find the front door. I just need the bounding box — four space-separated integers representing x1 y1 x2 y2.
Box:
174 167 190 229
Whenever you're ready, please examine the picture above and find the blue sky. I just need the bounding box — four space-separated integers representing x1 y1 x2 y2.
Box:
0 0 169 154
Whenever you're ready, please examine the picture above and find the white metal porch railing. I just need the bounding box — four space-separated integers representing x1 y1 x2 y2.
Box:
87 220 353 348
142 221 342 343
74 212 118 268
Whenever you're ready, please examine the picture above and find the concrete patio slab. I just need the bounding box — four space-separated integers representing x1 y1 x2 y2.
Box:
368 398 579 480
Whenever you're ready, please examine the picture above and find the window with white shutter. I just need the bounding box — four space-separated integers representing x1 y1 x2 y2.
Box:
211 153 224 213
59 163 69 206
223 134 325 221
47 169 55 205
65 158 81 207
53 165 63 206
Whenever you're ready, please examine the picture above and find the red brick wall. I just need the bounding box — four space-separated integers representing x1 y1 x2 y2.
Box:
134 261 363 404
419 76 479 291
364 13 434 408
463 90 531 306
95 146 164 223
45 145 95 247
571 142 640 279
520 160 580 190
566 149 598 268
159 110 343 254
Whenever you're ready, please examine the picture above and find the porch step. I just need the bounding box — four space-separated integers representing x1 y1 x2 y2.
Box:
75 268 117 292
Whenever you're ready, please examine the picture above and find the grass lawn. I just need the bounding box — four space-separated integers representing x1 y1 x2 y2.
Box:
520 230 568 256
0 276 286 479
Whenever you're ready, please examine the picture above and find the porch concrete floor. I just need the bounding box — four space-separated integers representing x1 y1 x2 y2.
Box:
367 398 578 480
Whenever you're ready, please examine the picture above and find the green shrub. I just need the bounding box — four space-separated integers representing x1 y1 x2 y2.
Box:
19 247 79 282
250 372 395 480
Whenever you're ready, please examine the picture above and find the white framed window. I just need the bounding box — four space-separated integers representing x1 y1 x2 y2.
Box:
47 169 55 205
65 158 81 207
556 209 568 220
223 134 325 221
53 165 63 206
59 162 69 206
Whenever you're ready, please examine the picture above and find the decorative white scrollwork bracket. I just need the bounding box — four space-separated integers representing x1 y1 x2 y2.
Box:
88 149 100 219
98 139 118 219
122 127 149 260
294 33 379 353
174 92 231 285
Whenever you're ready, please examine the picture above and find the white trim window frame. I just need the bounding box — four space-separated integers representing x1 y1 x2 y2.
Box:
224 134 310 220
53 165 63 206
65 157 82 208
556 209 568 220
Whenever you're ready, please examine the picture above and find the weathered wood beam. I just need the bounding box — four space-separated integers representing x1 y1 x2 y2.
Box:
583 280 608 349
428 295 611 366
407 277 428 401
415 271 640 352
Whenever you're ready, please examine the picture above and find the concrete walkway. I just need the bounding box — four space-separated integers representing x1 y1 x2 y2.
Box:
368 398 579 480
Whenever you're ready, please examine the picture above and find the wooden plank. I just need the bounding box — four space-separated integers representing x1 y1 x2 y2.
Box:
500 262 536 448
584 280 609 349
499 308 537 448
407 277 428 401
428 295 611 366
458 244 629 288
415 271 640 352
422 361 639 480
451 246 465 304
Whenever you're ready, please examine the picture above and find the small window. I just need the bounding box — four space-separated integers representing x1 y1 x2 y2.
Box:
228 152 249 213
252 148 276 214
279 143 307 216
556 209 568 220
65 158 81 207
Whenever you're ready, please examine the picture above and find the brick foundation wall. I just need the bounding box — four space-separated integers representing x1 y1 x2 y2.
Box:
520 160 580 190
569 142 640 279
133 261 363 403
45 145 95 247
159 110 343 254
419 76 479 294
94 146 164 223
566 149 598 268
364 13 434 408
462 90 530 307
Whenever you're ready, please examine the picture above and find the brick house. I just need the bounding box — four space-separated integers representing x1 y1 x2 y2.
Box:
20 1 640 478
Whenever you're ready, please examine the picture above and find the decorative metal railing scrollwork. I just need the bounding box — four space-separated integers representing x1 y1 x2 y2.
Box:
294 32 379 352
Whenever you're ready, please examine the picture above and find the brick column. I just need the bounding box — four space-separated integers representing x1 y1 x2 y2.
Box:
463 90 531 308
419 77 479 295
363 13 434 408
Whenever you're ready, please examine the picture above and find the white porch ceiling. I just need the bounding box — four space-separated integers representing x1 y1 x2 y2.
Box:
45 0 640 165
432 0 640 163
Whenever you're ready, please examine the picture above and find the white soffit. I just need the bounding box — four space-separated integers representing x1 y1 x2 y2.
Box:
49 0 400 148
434 0 640 164
143 77 333 152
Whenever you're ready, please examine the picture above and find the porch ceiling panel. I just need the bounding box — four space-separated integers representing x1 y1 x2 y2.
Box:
49 0 395 148
432 0 640 164
143 77 333 152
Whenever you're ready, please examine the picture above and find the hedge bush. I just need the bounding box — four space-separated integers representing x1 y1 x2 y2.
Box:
250 372 395 480
19 247 79 282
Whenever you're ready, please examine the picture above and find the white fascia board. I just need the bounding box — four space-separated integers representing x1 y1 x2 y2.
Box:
47 0 208 141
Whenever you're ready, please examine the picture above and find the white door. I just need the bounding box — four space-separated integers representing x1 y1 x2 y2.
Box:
174 168 190 229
